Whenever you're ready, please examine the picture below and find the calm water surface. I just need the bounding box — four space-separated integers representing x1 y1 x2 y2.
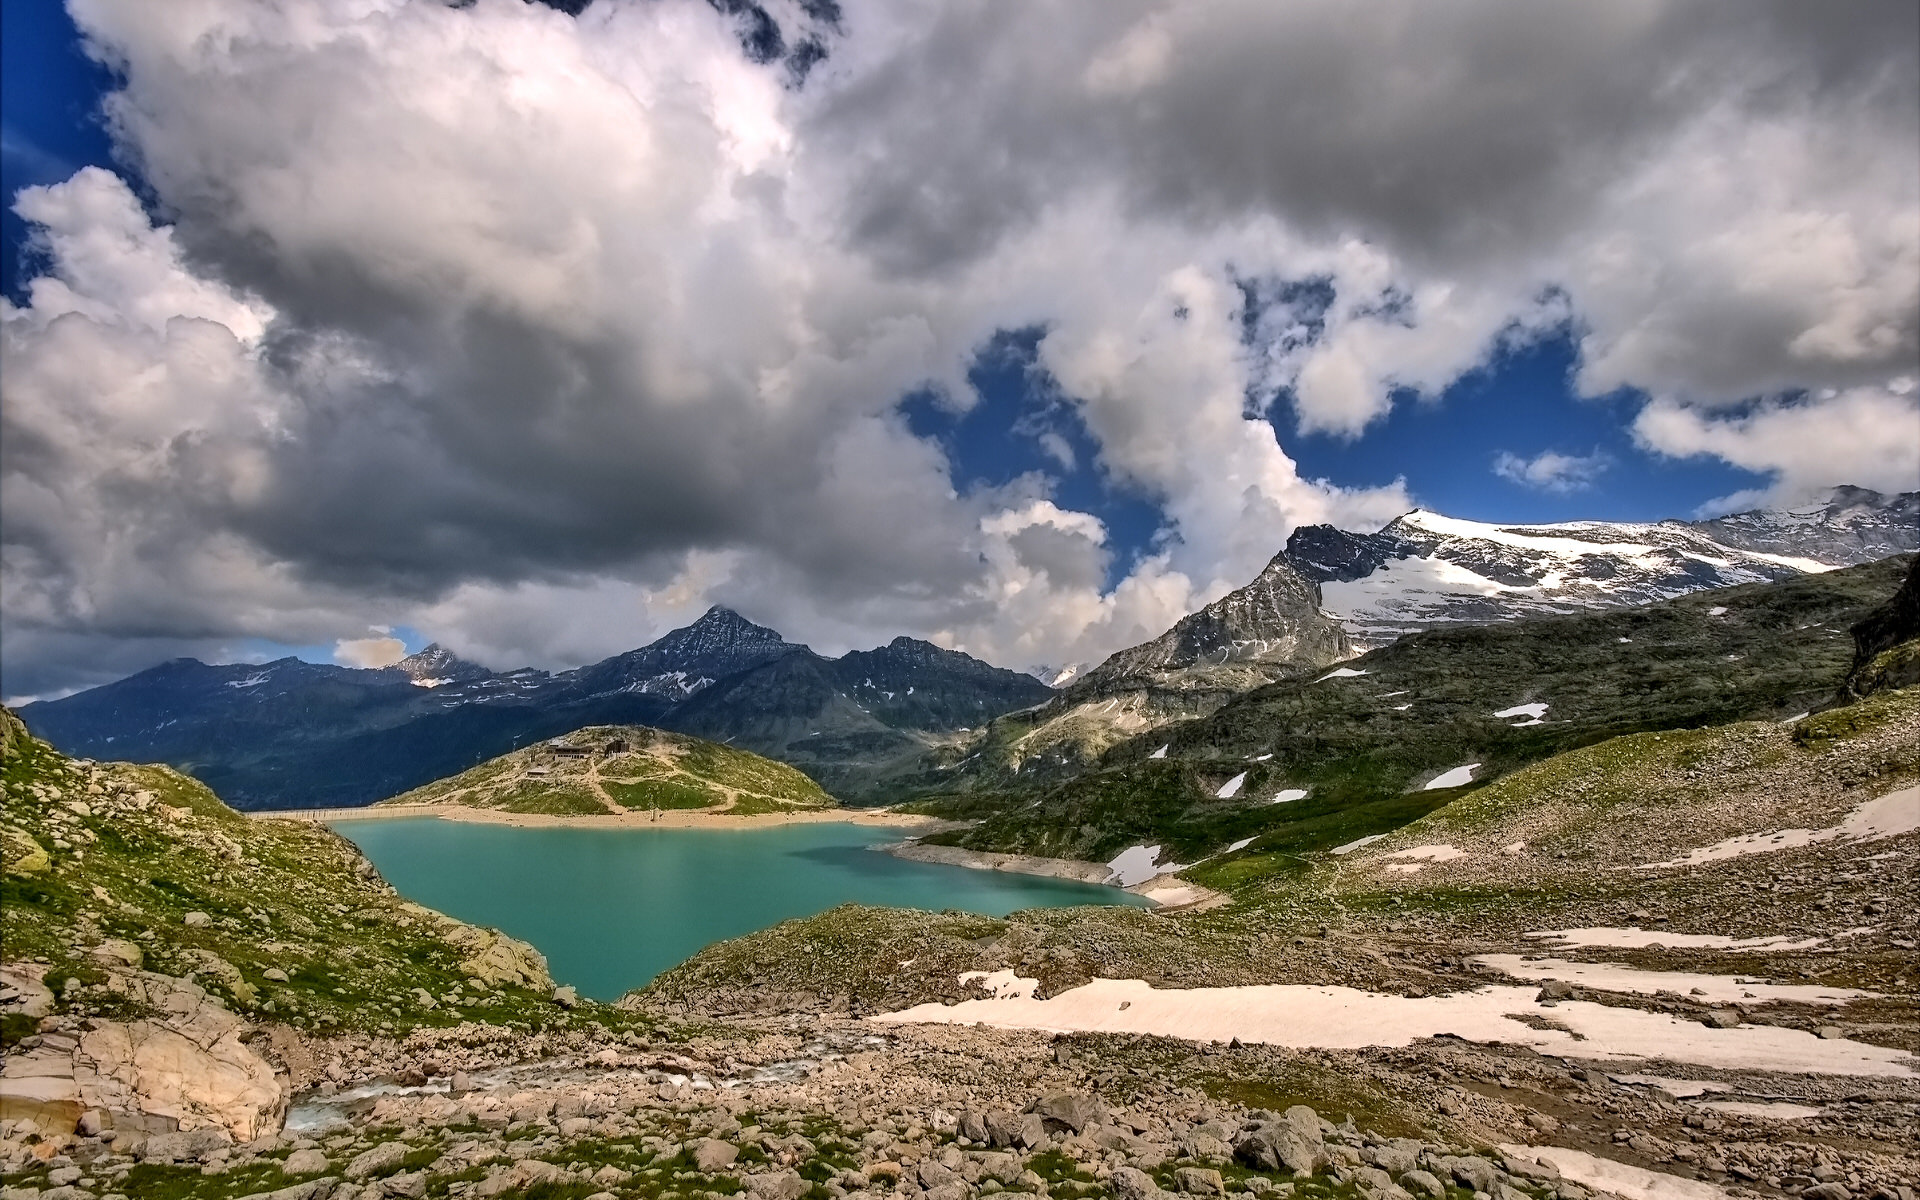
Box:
336 818 1144 1000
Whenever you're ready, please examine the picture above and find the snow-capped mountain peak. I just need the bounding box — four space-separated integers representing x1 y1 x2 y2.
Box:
1285 487 1915 645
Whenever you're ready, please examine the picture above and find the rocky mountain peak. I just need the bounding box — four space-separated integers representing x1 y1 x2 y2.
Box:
1079 552 1351 691
393 643 490 684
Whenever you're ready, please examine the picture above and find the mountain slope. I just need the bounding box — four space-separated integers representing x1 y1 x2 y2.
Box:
385 723 835 815
1284 486 1915 645
916 553 1912 863
913 554 1352 792
17 608 1049 809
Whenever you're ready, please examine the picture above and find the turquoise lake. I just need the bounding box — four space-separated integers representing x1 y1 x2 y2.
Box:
335 818 1145 1001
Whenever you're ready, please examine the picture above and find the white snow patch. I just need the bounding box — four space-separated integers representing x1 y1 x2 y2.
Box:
1216 772 1247 799
1381 691 1408 698
1708 606 1729 616
874 979 1915 1076
1149 745 1168 759
1391 704 1413 712
1778 711 1810 724
1313 667 1370 682
1474 955 1874 1005
958 970 1038 1000
1227 837 1255 853
1640 785 1920 868
1694 1100 1823 1120
1612 1075 1727 1098
225 673 270 689
1251 753 1272 761
1330 834 1386 855
1496 1146 1730 1200
1528 927 1825 952
1424 763 1480 789
1105 845 1189 887
410 676 453 689
1502 841 1528 855
1268 789 1309 805
1494 702 1549 721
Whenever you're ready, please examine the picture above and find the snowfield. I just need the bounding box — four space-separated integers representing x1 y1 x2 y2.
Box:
1423 763 1480 789
873 974 1914 1077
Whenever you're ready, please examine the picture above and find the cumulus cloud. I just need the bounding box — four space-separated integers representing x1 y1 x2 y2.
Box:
333 633 406 669
1 0 1914 697
1492 449 1611 495
1633 385 1920 511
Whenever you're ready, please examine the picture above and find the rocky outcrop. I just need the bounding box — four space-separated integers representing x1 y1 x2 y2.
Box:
0 969 285 1141
441 924 552 990
1841 554 1920 699
1078 554 1351 693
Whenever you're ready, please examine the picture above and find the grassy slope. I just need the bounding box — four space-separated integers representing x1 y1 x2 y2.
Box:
648 683 1920 1012
385 723 835 814
0 710 623 1044
911 555 1908 863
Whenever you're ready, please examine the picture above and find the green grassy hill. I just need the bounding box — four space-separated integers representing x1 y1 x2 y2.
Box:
911 554 1911 864
0 709 580 1044
383 723 836 816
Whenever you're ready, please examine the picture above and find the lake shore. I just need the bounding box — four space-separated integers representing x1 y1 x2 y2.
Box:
886 840 1229 911
256 802 964 833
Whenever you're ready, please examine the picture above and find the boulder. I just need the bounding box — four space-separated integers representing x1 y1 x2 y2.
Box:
1402 1170 1446 1199
345 1141 410 1180
1032 1090 1107 1133
1112 1166 1161 1200
1235 1124 1320 1177
442 925 551 990
282 1148 330 1175
1176 1167 1225 1195
691 1138 740 1171
745 1169 808 1200
2 971 285 1142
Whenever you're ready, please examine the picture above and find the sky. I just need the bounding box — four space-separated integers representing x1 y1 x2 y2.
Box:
2 0 1916 701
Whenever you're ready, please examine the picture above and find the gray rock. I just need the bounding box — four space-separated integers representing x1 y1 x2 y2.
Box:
1702 1010 1743 1029
233 1180 338 1200
1365 1140 1423 1177
1175 1167 1225 1195
282 1148 330 1176
382 1172 426 1199
692 1139 740 1172
1235 1124 1320 1177
925 1184 972 1200
183 912 211 927
977 1153 1023 1185
1816 1026 1845 1040
1111 1166 1161 1200
1356 1167 1411 1199
1016 1113 1048 1150
1537 980 1574 1000
551 986 578 1009
1446 1156 1498 1193
1032 1090 1108 1134
920 1162 961 1189
1280 1106 1323 1145
344 1142 409 1181
959 1111 989 1143
1183 1134 1232 1162
1402 1170 1446 1199
1802 1186 1852 1200
745 1170 809 1200
983 1110 1020 1149
141 1129 233 1163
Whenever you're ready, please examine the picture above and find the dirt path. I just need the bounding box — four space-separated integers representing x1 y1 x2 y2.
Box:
580 760 626 815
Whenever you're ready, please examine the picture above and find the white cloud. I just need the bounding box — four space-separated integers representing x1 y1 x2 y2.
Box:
333 634 406 669
1 0 1914 696
1493 449 1611 495
1633 386 1920 511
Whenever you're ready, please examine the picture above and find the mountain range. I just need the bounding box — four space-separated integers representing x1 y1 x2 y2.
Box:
17 485 1911 809
15 608 1051 809
909 485 1916 792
